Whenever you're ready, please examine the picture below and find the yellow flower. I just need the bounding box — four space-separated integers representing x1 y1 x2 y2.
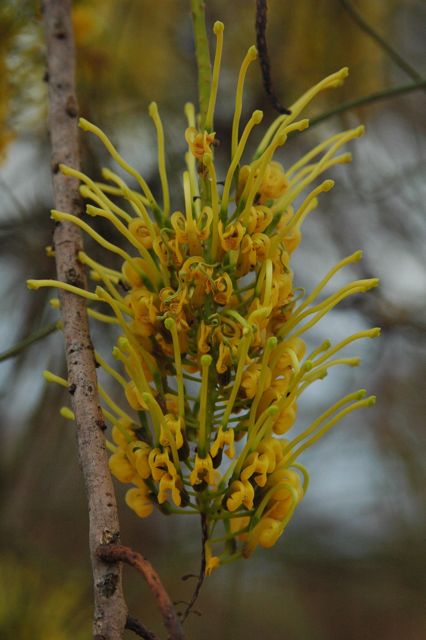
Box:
111 420 135 449
218 221 245 251
148 449 177 482
165 393 179 414
271 271 293 307
282 227 302 254
237 161 288 206
108 451 135 483
128 218 155 249
189 454 216 487
197 321 213 355
125 381 148 411
212 273 233 305
257 437 284 470
185 127 216 159
273 403 298 435
257 161 289 204
196 207 213 240
258 373 292 413
240 451 270 487
251 205 274 234
226 479 255 511
243 517 283 557
125 486 154 518
159 414 184 450
30 19 379 570
263 469 304 521
170 211 190 244
128 441 152 479
127 290 158 337
250 232 271 263
157 473 183 506
204 542 220 577
216 342 232 374
236 235 256 277
171 208 213 246
229 515 250 540
210 426 235 459
241 363 271 399
152 235 170 266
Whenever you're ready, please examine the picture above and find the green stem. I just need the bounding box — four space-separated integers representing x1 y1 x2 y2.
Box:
310 79 426 127
0 321 60 363
191 0 212 128
339 0 425 85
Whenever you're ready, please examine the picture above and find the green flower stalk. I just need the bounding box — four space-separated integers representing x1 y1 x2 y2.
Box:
29 22 379 575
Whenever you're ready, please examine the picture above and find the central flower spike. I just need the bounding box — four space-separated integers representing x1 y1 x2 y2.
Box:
29 21 379 574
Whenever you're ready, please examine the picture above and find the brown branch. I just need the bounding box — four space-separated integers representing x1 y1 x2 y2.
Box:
126 616 159 640
98 544 185 640
255 0 291 114
41 1 127 637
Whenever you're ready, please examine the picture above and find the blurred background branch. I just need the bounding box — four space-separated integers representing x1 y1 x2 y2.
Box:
0 320 59 363
339 0 425 84
309 77 426 126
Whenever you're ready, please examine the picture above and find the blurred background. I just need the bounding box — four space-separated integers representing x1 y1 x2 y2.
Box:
0 0 425 638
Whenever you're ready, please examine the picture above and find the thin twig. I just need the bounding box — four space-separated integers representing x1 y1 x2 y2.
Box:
125 616 159 640
180 513 208 624
255 0 291 114
339 0 425 85
97 544 186 640
0 321 60 363
41 1 127 637
309 79 426 128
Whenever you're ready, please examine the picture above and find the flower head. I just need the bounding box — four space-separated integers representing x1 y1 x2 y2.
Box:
29 21 379 572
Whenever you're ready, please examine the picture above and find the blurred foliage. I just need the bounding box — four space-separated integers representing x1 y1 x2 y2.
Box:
0 2 19 158
0 554 90 639
71 0 192 114
0 1 45 145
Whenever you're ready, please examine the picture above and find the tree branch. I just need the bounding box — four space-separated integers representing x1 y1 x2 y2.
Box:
41 1 127 637
0 321 60 363
309 79 426 127
339 0 425 85
255 0 291 114
98 544 185 640
125 616 159 640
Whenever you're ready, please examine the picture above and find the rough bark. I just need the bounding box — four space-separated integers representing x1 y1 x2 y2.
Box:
42 1 127 637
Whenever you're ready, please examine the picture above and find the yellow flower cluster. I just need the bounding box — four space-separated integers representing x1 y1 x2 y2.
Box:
29 22 379 573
